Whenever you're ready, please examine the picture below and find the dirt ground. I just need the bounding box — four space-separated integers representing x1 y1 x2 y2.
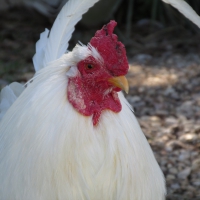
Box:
0 8 200 200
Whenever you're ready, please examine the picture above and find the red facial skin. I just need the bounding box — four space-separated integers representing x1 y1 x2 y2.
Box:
67 56 121 126
67 21 129 126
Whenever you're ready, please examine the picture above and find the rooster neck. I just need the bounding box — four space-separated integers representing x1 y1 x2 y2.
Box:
67 76 121 126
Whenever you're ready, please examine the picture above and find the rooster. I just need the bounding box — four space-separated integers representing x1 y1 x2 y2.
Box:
0 0 166 199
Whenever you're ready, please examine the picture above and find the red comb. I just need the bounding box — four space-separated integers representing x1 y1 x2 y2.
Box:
90 20 129 76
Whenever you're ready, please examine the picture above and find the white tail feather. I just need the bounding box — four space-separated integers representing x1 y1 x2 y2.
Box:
33 28 49 71
0 82 24 120
162 0 200 28
33 0 100 71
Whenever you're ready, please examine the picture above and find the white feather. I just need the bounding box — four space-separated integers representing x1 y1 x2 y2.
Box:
162 0 200 28
0 82 24 121
32 0 100 71
66 43 103 77
33 28 49 71
42 0 100 68
0 51 166 199
71 43 103 64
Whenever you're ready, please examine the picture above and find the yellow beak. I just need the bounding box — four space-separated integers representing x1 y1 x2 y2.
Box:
108 76 129 94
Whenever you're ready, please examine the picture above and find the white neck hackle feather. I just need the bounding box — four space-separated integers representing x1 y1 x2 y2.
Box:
0 44 165 199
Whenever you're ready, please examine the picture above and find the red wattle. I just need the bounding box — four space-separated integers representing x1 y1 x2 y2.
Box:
67 76 121 126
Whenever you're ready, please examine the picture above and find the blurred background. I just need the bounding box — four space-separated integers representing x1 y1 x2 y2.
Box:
0 0 200 199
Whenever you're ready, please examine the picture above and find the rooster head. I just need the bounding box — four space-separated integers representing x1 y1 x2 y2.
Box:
67 20 129 126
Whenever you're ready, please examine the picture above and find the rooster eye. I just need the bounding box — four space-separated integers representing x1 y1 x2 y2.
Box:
86 64 94 70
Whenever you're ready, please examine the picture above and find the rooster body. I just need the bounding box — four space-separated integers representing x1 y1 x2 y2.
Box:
0 66 165 199
0 0 166 199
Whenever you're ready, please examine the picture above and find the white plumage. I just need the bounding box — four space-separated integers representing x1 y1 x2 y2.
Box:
0 82 24 120
0 57 165 200
33 0 100 70
162 0 200 28
0 0 166 199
